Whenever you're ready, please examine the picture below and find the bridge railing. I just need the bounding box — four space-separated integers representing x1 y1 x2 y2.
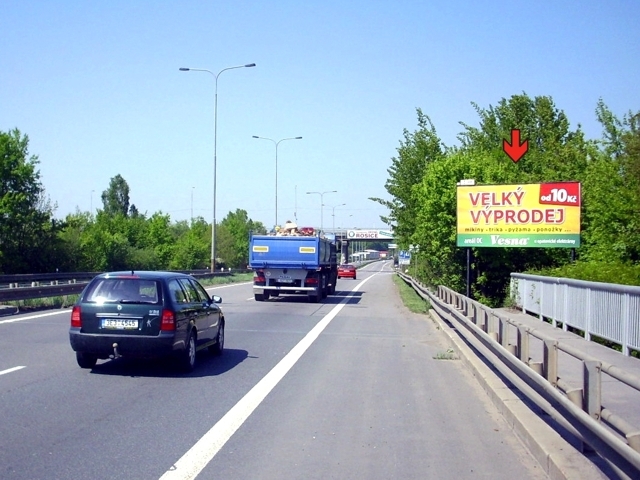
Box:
510 273 640 356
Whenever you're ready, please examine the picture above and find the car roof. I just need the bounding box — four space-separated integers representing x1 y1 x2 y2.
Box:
96 271 194 280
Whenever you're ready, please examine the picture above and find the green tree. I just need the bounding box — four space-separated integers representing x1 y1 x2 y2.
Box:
454 94 588 303
217 209 266 269
583 102 640 262
101 174 131 217
393 94 590 305
80 212 131 270
146 212 176 267
57 210 94 271
170 218 210 270
370 109 445 248
0 129 60 273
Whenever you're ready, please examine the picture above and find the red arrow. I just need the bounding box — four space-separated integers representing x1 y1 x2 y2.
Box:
503 129 528 163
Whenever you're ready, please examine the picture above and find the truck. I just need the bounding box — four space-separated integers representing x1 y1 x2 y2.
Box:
249 233 338 303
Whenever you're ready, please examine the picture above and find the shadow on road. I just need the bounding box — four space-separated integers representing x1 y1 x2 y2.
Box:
261 291 363 305
88 348 251 378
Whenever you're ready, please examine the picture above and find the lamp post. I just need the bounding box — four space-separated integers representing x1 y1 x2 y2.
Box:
329 203 346 231
190 186 195 223
252 135 302 227
180 63 256 272
306 190 337 233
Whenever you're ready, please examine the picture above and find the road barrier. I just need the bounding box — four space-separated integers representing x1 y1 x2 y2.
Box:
0 270 249 303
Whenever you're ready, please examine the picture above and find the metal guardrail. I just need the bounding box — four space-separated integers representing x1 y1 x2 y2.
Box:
0 282 88 302
0 270 250 303
510 273 640 356
397 272 640 479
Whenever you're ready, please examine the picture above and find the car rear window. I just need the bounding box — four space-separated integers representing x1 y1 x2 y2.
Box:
83 278 160 304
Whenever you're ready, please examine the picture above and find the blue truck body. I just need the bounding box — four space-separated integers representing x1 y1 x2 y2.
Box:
249 234 338 302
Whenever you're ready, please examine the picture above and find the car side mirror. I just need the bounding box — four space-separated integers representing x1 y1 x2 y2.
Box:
211 295 222 304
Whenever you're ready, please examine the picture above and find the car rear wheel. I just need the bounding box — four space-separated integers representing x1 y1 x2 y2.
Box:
76 352 97 369
179 331 197 372
209 321 225 356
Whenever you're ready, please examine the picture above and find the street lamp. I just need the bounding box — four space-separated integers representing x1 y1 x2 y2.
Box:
306 190 337 233
180 63 256 272
329 203 346 231
252 135 302 227
190 186 195 223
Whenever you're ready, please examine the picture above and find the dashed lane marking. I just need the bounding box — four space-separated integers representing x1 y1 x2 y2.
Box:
0 366 26 376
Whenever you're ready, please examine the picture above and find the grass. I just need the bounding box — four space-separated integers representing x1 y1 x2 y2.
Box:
433 348 458 360
392 274 431 314
6 295 80 311
199 272 254 287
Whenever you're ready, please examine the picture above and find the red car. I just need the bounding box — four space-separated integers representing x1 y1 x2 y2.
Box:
337 264 357 280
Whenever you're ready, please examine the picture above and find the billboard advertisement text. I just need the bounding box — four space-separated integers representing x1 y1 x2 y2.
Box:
456 182 581 248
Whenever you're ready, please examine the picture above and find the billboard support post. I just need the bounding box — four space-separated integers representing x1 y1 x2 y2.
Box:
466 248 472 299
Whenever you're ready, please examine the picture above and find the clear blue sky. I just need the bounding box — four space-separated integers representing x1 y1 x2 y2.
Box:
2 1 639 231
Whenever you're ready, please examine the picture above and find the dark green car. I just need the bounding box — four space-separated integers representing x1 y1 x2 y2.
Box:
69 271 224 372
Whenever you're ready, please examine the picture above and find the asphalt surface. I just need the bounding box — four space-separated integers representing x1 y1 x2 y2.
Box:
0 262 548 480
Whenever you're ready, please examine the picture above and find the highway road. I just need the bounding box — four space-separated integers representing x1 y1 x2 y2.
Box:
0 261 548 479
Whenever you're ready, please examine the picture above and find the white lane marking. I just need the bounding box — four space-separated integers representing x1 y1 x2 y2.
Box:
246 297 255 301
0 310 69 325
160 274 377 480
205 281 252 291
0 366 26 376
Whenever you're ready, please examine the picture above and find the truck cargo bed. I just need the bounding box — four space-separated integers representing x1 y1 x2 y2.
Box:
249 235 334 269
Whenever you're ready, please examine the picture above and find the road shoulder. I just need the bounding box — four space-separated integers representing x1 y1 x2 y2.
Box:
429 309 608 480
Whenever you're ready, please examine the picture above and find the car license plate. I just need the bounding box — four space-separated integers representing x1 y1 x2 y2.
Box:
101 319 138 329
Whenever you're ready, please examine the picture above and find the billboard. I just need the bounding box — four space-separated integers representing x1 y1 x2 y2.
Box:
456 182 581 248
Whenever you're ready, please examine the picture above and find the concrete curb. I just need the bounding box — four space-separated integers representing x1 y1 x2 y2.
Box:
429 309 607 480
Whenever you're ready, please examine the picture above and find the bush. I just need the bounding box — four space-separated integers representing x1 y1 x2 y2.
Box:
527 260 640 287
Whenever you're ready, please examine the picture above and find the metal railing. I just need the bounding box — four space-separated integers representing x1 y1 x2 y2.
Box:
0 270 248 303
398 272 640 478
511 273 640 356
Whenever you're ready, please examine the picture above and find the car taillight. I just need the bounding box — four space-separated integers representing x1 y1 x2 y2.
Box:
161 309 176 331
71 305 82 328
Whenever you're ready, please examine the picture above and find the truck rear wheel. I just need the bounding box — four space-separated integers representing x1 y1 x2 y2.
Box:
254 293 264 301
308 293 320 303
